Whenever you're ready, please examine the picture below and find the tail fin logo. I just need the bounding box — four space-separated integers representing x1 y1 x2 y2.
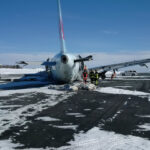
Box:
60 19 65 40
58 0 66 53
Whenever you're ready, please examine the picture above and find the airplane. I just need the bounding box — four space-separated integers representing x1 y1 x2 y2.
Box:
17 0 150 83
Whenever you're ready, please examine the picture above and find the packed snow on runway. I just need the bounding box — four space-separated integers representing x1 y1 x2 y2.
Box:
0 68 44 75
0 85 74 150
0 69 150 150
59 127 150 150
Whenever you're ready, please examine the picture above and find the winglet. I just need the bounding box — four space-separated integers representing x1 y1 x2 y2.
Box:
57 0 66 53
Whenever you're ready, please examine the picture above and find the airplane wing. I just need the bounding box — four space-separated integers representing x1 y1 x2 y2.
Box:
89 58 150 79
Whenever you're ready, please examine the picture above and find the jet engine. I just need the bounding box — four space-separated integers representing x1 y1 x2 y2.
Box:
61 55 68 64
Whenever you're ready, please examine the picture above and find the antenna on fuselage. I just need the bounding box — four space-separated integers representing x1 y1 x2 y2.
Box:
57 0 66 54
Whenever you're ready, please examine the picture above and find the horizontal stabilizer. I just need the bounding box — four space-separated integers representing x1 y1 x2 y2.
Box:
74 55 93 63
16 61 28 65
41 61 56 66
16 61 44 66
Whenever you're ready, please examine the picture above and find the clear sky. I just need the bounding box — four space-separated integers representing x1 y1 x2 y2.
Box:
0 0 150 72
0 0 150 53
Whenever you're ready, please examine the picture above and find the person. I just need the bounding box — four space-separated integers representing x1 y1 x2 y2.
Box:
89 70 95 84
45 58 50 72
111 70 116 80
82 66 88 84
94 70 99 85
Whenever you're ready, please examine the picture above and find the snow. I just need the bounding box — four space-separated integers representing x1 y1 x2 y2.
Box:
124 101 128 105
52 125 78 130
0 68 44 75
66 113 86 118
106 71 122 77
0 105 22 108
97 107 104 110
59 127 150 150
136 115 150 118
84 109 91 111
96 87 150 96
138 123 150 131
0 86 73 136
36 117 61 122
113 78 150 81
66 113 82 116
0 86 64 97
111 110 122 121
136 116 150 131
115 86 132 88
0 139 51 150
0 139 22 150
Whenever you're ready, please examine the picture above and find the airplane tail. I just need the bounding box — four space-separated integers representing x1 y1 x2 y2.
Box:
57 0 66 54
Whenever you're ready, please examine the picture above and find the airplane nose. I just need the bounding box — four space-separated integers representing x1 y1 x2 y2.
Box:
61 55 68 64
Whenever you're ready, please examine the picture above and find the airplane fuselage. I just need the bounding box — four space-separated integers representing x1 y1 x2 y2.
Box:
51 53 80 83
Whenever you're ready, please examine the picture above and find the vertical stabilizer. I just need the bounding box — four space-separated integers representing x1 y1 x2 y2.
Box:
57 0 66 53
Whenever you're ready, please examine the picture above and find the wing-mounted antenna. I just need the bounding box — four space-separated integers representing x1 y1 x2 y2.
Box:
57 0 66 54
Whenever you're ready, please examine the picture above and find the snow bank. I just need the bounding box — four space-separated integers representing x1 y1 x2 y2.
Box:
59 127 150 150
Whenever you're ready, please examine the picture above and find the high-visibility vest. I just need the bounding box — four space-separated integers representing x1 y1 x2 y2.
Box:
95 72 99 79
89 72 93 78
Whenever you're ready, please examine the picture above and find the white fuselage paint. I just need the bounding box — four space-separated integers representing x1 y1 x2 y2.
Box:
51 53 80 83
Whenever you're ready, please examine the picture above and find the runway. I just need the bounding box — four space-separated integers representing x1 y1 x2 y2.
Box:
0 74 150 150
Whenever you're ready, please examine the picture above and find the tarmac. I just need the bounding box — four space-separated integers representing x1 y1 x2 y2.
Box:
0 73 150 149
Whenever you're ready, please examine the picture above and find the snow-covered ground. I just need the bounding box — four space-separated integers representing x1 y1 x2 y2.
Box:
0 68 44 75
1 127 150 150
0 70 150 149
0 85 63 97
36 117 61 122
96 87 150 96
59 127 150 150
0 86 74 138
66 113 86 118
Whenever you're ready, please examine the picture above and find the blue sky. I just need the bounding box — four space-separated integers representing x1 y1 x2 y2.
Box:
0 0 150 54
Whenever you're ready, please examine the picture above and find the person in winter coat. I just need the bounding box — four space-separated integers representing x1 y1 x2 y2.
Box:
83 66 88 84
